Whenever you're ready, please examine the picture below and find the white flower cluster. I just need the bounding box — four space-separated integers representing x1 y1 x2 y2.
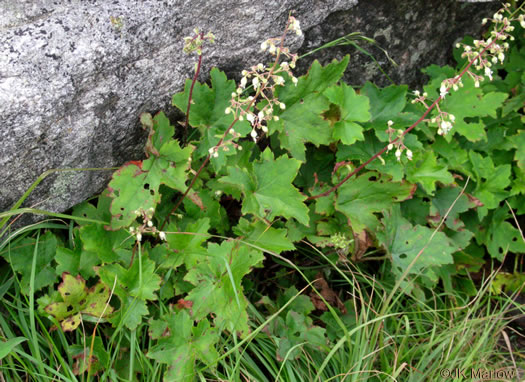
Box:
385 120 413 161
182 28 215 56
223 15 301 144
129 207 167 243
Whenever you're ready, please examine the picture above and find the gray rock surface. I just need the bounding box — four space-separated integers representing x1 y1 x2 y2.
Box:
0 0 499 226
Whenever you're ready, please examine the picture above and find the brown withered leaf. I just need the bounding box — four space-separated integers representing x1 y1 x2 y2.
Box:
310 273 347 314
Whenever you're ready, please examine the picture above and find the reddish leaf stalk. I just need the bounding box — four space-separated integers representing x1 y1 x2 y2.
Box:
307 25 508 201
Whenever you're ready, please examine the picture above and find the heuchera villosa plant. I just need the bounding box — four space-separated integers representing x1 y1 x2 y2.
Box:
1 5 522 379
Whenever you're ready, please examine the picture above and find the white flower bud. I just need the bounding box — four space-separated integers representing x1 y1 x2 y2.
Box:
449 114 455 122
292 77 298 86
208 147 215 154
260 41 268 51
406 149 413 160
240 77 247 88
258 111 265 120
262 125 268 133
395 149 402 161
387 143 393 151
252 77 260 89
279 102 286 110
246 113 255 123
387 120 394 127
225 107 231 114
250 129 257 138
147 220 153 227
159 231 167 241
273 116 280 121
257 63 265 71
136 233 142 242
213 151 219 158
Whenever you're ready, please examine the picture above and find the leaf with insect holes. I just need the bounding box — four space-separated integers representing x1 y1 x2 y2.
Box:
44 273 113 331
97 251 161 330
107 112 193 230
477 208 525 260
219 148 310 226
268 57 350 161
335 171 415 234
147 310 219 382
184 240 264 337
377 205 457 285
323 83 370 145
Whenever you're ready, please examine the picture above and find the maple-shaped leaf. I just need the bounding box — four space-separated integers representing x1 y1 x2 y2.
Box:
184 240 264 337
172 67 251 164
323 83 370 145
268 57 349 161
478 208 525 260
147 310 219 382
405 151 454 195
164 218 210 269
3 231 58 292
377 205 457 285
469 151 511 216
219 149 310 226
439 77 508 142
361 82 409 141
335 171 415 233
233 218 295 254
44 273 113 332
107 112 193 230
97 252 161 330
429 187 477 231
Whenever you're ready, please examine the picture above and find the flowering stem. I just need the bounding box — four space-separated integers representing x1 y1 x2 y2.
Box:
184 33 204 141
160 21 292 230
307 23 509 201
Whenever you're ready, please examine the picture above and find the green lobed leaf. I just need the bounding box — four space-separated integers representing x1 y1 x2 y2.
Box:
233 218 295 254
147 310 219 382
377 205 457 285
185 240 264 337
219 149 310 226
335 171 415 233
405 151 454 195
268 57 350 161
323 83 370 145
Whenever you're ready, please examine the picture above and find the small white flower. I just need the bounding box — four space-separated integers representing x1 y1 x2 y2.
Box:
439 85 448 98
449 114 455 122
225 107 231 114
387 143 393 151
257 63 265 71
159 231 167 241
292 76 298 86
246 113 255 123
279 102 286 110
258 111 264 120
260 41 268 51
273 116 280 121
147 220 153 227
269 44 276 54
474 80 480 88
261 125 268 133
252 77 260 89
208 147 215 154
484 66 493 81
281 61 289 69
395 149 402 161
406 149 413 161
498 52 505 63
274 76 285 85
413 90 420 96
213 151 219 158
238 114 244 121
136 233 142 242
452 83 459 91
250 129 257 138
387 120 394 127
482 18 488 25
240 77 247 88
